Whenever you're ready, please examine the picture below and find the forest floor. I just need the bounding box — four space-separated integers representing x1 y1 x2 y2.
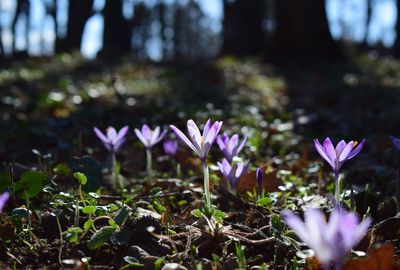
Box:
0 54 399 269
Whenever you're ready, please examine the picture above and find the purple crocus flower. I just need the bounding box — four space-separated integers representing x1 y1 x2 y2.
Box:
0 192 9 213
390 136 400 152
256 167 263 198
314 137 365 204
282 207 371 270
163 139 179 156
135 125 167 149
216 133 248 162
170 119 223 162
313 138 365 173
217 159 249 192
94 126 129 153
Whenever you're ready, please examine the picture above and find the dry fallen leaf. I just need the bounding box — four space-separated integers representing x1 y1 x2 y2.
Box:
343 244 394 270
176 151 201 172
236 164 283 193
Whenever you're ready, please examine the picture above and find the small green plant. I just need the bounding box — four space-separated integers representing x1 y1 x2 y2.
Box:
235 242 246 269
14 170 45 244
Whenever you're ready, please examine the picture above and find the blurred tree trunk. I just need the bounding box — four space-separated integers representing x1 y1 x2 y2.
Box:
393 0 400 57
58 0 93 52
47 0 61 52
173 4 184 60
0 24 3 58
101 0 132 59
12 0 30 56
364 0 372 44
272 0 342 61
156 1 168 60
222 0 265 56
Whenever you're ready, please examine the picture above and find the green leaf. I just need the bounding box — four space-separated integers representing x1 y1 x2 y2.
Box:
154 257 164 270
11 207 30 218
70 156 102 193
14 171 45 199
74 172 87 185
191 209 203 218
83 219 94 231
88 226 115 250
114 205 130 226
108 219 119 229
271 214 285 232
53 163 70 175
108 203 118 211
257 197 272 207
82 205 96 215
212 209 226 224
0 174 10 192
149 187 162 196
177 200 187 206
66 227 83 244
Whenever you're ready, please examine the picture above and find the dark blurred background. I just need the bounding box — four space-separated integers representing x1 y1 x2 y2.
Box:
0 0 399 61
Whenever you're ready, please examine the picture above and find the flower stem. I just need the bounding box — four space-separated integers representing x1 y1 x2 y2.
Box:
176 162 181 179
146 149 152 178
56 216 64 265
335 170 340 205
110 152 119 188
202 161 212 214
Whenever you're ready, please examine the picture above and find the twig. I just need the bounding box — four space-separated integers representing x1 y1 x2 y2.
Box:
99 190 193 201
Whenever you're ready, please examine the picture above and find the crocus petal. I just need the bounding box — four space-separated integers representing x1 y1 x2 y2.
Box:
228 134 239 154
187 120 203 149
113 138 126 152
0 192 10 212
205 121 222 145
282 210 309 243
222 133 229 145
351 217 371 247
154 130 167 145
170 125 198 155
323 138 336 164
135 128 149 148
107 127 118 141
141 125 152 144
314 139 335 168
390 136 400 152
347 139 365 160
114 126 129 144
235 161 248 179
304 208 332 264
218 159 231 175
335 140 347 156
163 140 178 156
94 127 110 144
151 126 161 145
202 119 212 138
338 141 354 162
237 134 248 154
216 135 226 151
205 121 223 158
336 212 359 250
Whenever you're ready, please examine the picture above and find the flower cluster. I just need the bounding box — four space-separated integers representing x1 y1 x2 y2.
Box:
216 133 248 193
217 159 249 192
90 120 393 268
170 119 223 212
283 207 371 270
314 137 365 204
